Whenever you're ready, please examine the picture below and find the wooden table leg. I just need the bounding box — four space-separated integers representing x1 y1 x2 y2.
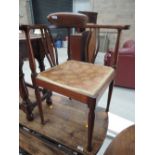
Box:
19 57 34 121
87 102 96 152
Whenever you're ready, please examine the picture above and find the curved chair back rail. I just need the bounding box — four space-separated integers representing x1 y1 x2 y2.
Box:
47 12 88 28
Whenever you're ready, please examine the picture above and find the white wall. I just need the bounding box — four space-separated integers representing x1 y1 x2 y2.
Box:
73 0 92 12
19 0 33 24
73 0 134 45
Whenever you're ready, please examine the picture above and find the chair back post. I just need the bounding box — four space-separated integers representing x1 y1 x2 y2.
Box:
22 26 37 76
67 27 71 60
24 26 40 89
112 28 122 69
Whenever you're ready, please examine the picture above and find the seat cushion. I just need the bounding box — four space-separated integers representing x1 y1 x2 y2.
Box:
37 60 115 98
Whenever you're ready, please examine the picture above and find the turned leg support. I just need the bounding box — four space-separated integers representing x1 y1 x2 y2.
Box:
87 102 96 152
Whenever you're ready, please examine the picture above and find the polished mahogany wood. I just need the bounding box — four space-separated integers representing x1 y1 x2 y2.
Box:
20 12 129 151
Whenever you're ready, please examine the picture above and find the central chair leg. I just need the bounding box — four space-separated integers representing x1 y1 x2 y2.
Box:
106 80 114 112
87 103 96 152
35 87 45 124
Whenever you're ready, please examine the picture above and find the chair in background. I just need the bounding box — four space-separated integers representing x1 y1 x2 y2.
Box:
20 12 128 152
104 40 135 89
104 125 135 155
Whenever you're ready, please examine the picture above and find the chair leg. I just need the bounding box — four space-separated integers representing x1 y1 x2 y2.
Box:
87 103 96 152
35 87 45 124
106 80 114 112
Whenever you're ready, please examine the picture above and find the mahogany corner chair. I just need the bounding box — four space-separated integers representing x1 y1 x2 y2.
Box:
20 12 129 152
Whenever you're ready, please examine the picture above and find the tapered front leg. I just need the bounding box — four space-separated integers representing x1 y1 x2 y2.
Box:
87 102 96 152
106 80 114 112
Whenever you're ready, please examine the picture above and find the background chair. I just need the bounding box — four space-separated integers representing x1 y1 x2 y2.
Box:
104 40 135 89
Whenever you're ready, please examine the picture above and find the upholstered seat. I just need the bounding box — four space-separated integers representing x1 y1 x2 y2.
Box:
37 60 115 98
